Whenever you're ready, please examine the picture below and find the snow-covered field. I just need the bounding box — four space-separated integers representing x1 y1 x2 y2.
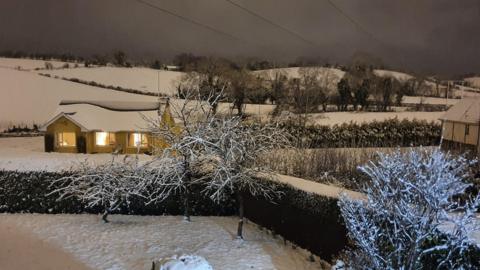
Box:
402 96 459 105
0 68 156 131
0 57 81 70
0 214 325 270
39 67 184 96
307 111 443 125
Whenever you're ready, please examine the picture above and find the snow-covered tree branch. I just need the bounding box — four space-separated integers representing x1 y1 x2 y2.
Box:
145 88 290 231
49 156 149 223
200 117 291 239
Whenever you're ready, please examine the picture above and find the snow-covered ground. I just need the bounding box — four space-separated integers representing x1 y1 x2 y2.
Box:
0 68 156 131
307 111 443 125
0 57 81 70
39 67 184 96
402 96 459 105
0 214 326 270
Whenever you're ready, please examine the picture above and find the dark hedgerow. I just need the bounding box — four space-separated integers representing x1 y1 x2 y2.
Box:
282 118 441 148
0 170 348 261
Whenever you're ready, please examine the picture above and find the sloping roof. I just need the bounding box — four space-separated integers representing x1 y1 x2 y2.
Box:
440 98 480 124
59 100 166 111
40 100 167 132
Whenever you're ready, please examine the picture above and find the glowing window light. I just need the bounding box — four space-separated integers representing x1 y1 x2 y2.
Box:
96 132 108 146
95 132 115 146
131 133 148 147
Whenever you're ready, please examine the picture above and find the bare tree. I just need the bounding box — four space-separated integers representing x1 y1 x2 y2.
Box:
201 117 290 239
336 78 352 111
49 156 148 223
145 89 221 221
177 57 232 114
147 86 290 235
317 68 340 112
339 148 480 269
113 50 127 67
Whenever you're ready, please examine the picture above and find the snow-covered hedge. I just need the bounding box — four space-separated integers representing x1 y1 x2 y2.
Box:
282 118 441 148
0 170 348 260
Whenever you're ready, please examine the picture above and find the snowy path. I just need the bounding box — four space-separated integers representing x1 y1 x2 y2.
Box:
0 218 90 270
0 214 326 270
275 174 364 200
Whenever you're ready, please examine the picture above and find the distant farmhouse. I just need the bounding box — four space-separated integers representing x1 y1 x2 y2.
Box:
40 99 175 154
440 98 480 156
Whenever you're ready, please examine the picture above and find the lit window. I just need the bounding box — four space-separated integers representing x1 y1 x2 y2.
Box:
129 133 148 147
95 132 116 146
56 132 76 147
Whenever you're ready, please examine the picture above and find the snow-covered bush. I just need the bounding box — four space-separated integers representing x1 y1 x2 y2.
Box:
153 255 213 270
339 148 480 269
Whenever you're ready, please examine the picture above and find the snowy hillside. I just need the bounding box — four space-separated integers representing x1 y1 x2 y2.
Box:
253 67 345 89
373 69 414 82
0 57 82 70
0 68 156 131
254 67 415 84
465 77 480 88
254 67 346 80
39 67 184 96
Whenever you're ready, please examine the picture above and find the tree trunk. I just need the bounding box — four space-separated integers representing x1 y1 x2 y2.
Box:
183 186 190 222
236 192 245 239
102 208 110 223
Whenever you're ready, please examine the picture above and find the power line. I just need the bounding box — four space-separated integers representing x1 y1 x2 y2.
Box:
222 0 321 49
133 0 285 55
324 0 407 67
133 0 242 43
324 0 385 47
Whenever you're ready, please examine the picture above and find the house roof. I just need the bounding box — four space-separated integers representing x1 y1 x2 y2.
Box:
59 100 165 111
440 98 480 124
40 100 168 132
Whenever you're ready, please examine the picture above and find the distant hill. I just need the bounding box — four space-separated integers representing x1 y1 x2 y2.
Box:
38 67 184 96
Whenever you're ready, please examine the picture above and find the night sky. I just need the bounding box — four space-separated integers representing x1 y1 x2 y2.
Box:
1 0 479 75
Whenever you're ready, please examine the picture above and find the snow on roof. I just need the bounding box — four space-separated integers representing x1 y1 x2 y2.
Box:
440 98 480 124
59 100 167 111
41 101 164 132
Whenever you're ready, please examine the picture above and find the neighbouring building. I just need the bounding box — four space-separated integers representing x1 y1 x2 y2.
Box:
440 98 480 156
39 99 176 154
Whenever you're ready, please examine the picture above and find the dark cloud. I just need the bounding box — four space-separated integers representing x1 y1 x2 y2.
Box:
0 0 479 75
